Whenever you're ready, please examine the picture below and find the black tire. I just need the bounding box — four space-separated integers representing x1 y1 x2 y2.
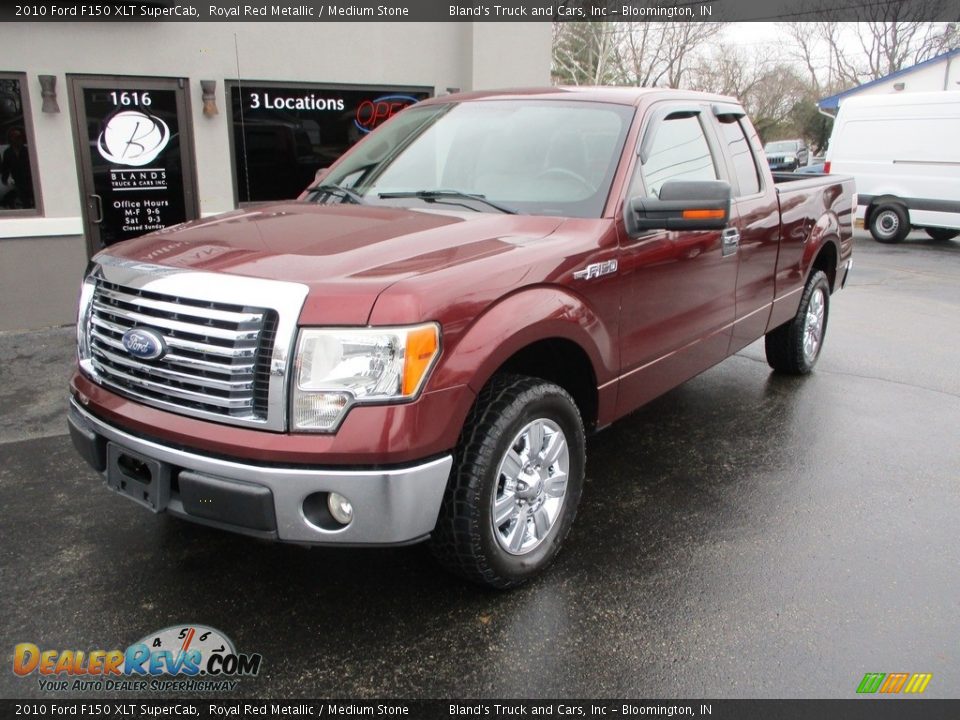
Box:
868 203 909 243
925 228 959 242
430 374 585 589
765 270 830 375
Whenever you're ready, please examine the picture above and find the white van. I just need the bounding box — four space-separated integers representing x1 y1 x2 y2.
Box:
826 91 960 243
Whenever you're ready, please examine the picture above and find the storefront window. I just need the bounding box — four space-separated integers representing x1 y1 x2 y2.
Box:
228 82 430 204
0 73 40 213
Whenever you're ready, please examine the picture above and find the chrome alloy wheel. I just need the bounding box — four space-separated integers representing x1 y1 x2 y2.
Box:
803 287 826 363
491 418 569 556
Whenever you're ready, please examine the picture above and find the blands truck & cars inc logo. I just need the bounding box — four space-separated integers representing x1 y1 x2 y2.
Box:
97 109 171 167
12 625 262 692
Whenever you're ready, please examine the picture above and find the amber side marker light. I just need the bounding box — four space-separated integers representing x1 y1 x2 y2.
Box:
682 209 726 220
402 324 440 396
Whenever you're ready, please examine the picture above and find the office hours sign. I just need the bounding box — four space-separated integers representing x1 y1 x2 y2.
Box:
76 80 195 248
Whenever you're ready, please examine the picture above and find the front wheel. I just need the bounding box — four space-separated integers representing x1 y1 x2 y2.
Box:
868 204 909 243
764 270 830 375
430 374 585 589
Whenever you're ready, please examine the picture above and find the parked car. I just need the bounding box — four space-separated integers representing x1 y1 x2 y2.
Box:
69 88 855 588
765 139 809 171
826 91 960 243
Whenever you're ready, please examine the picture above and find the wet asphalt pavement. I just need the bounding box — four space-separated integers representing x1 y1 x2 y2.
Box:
1 230 958 699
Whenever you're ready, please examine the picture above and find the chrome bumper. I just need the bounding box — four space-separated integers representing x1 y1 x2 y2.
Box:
68 400 452 546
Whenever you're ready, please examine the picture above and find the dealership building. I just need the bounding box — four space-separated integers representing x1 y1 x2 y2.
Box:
0 22 552 331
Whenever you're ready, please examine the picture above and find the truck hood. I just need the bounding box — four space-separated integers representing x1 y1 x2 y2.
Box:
96 202 564 324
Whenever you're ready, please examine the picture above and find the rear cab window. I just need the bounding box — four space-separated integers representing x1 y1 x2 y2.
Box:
717 117 762 197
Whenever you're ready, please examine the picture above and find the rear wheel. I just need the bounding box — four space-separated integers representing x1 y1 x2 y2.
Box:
925 228 959 242
765 270 830 375
868 204 909 243
430 374 585 589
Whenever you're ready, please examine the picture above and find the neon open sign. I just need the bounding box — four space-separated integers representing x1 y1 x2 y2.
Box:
354 95 420 134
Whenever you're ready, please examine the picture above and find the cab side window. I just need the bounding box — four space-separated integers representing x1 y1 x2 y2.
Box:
631 114 718 199
718 118 761 196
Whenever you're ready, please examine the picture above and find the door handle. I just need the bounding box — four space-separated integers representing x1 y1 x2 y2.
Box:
721 227 739 256
89 194 104 224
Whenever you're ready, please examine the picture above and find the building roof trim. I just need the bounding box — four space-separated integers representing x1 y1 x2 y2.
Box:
816 47 960 112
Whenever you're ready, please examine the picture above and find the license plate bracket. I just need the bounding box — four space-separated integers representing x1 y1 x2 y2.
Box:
105 443 171 513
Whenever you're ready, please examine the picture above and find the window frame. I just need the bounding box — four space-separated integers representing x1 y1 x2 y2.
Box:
0 71 43 218
629 103 725 201
225 79 432 208
713 115 766 200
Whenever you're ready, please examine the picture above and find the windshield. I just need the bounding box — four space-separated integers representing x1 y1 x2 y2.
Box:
766 141 799 152
315 100 635 218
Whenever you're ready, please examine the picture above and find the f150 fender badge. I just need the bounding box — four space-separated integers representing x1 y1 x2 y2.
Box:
121 328 166 361
573 259 618 280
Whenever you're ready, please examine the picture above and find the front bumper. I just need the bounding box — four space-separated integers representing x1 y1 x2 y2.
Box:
767 160 799 171
68 399 452 546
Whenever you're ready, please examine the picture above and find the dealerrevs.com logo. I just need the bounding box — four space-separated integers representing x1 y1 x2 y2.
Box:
13 624 262 693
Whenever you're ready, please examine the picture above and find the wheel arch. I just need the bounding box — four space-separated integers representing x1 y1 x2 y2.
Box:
431 286 615 433
865 194 910 227
800 208 843 292
495 338 599 432
810 239 839 292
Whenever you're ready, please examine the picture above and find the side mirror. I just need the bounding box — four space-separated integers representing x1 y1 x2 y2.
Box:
629 180 732 233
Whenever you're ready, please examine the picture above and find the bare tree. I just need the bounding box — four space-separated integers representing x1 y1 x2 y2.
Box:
786 22 827 93
747 65 811 139
551 22 620 85
689 42 765 99
916 21 960 60
814 6 959 85
611 22 725 88
689 42 812 141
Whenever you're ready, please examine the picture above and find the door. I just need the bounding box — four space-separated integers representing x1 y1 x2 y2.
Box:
69 76 198 254
615 105 739 415
710 112 781 354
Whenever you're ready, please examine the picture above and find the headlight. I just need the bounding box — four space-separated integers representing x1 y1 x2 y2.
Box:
292 323 440 431
76 269 98 369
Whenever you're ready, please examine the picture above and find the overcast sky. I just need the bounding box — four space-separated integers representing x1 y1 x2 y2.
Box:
724 22 784 48
722 22 863 71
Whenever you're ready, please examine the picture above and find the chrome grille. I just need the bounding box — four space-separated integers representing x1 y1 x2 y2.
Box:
88 278 277 423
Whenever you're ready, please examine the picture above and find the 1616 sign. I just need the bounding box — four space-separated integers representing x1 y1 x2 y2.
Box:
81 84 189 246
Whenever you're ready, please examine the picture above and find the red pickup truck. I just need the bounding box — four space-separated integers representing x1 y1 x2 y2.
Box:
69 88 855 588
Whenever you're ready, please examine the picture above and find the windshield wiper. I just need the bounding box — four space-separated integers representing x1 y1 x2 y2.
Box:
307 184 367 205
378 189 517 215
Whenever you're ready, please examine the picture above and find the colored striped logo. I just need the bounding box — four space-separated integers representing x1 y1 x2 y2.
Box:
857 672 932 694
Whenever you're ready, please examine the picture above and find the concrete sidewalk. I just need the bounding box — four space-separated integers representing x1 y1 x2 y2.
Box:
0 326 76 445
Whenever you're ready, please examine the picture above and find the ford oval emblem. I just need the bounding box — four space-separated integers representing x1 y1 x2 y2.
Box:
121 328 166 360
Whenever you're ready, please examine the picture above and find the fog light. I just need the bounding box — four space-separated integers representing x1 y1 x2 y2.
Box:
327 492 353 525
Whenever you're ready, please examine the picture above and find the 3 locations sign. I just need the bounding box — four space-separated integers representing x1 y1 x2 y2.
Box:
230 83 430 202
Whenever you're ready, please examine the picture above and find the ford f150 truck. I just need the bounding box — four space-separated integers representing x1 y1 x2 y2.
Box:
69 88 855 588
